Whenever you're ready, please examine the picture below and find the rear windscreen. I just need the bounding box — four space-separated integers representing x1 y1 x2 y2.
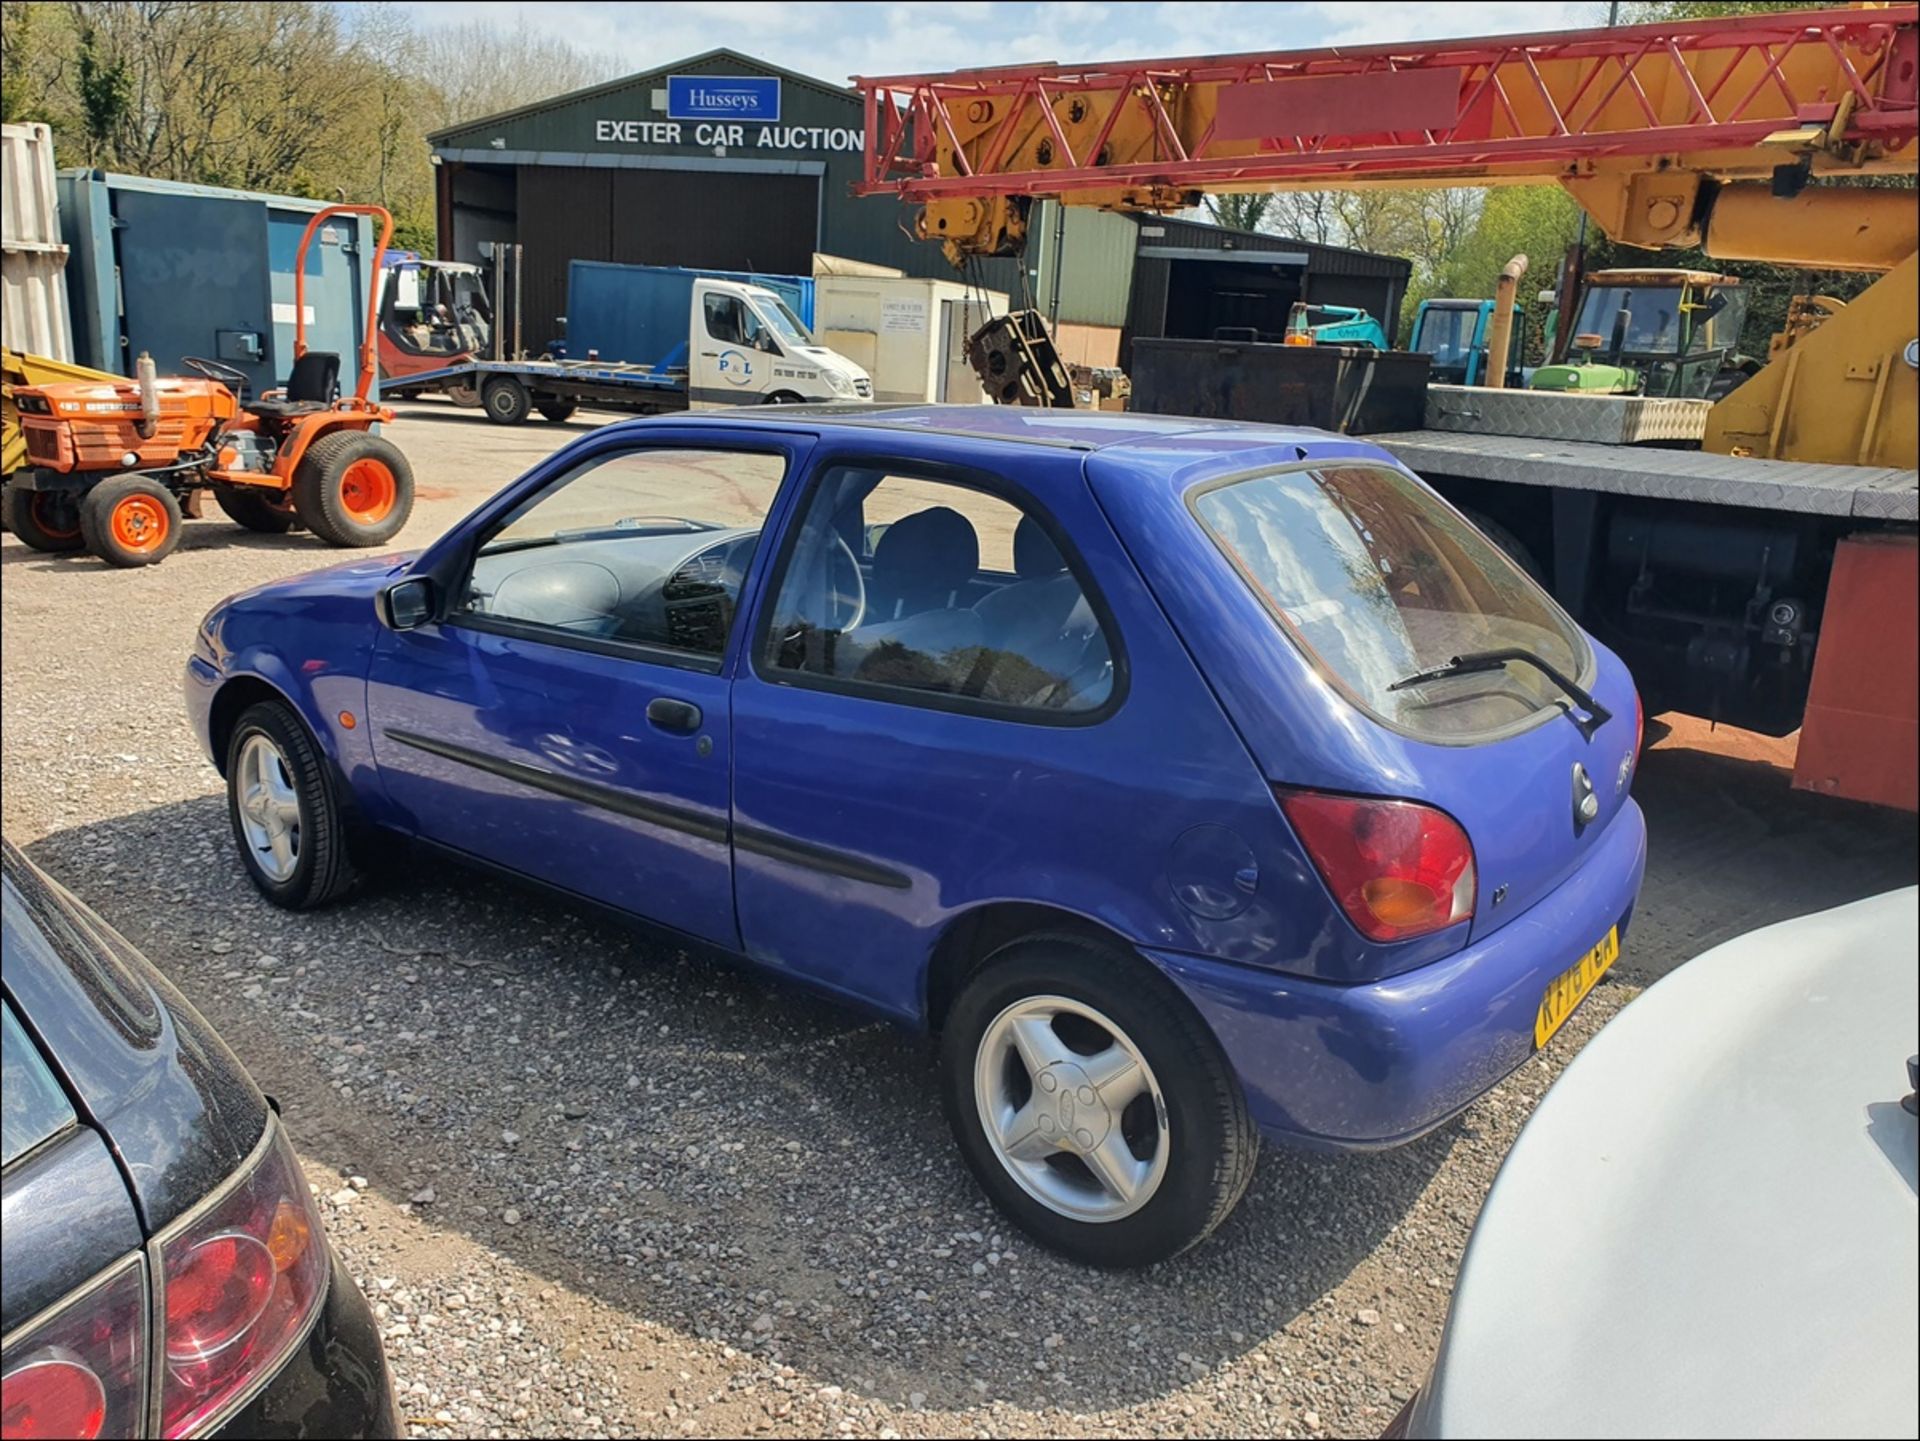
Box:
1193 464 1590 741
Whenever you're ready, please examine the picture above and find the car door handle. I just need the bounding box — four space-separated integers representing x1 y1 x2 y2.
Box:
646 697 702 735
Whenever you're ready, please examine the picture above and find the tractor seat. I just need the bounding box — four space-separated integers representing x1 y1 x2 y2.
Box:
251 351 340 420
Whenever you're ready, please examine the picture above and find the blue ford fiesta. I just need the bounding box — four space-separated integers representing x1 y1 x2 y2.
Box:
186 405 1646 1266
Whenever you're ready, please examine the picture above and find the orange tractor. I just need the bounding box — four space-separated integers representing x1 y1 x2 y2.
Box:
2 204 415 567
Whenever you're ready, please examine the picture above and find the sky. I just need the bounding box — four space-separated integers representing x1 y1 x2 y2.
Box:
400 1 1619 88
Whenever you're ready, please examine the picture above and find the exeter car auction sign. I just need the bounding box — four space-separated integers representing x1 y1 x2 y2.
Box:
591 72 863 153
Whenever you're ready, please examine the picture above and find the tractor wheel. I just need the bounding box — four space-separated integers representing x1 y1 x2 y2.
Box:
482 375 532 425
2 484 86 553
292 431 415 548
78 475 183 567
535 398 577 423
215 486 299 534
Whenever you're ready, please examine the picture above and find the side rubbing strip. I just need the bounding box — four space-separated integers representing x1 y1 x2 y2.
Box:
733 826 913 890
383 729 728 845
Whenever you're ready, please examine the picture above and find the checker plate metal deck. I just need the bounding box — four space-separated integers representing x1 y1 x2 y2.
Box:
1373 431 1919 522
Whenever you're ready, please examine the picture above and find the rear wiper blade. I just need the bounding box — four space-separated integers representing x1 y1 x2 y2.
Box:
1388 648 1613 740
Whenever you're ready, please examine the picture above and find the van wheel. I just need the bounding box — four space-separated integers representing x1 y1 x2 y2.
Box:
940 934 1258 1268
535 398 577 423
482 375 531 425
1461 508 1546 586
292 431 415 547
78 475 183 567
215 486 298 534
225 700 359 909
764 391 804 405
2 484 85 552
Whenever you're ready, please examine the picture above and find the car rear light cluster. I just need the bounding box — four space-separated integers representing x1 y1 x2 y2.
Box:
1279 788 1477 942
0 1121 328 1441
0 1260 146 1441
158 1124 328 1436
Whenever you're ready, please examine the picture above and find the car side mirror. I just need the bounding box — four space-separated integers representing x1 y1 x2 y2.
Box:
382 577 435 630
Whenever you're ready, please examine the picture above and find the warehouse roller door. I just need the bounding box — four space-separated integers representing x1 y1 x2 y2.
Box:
517 166 820 352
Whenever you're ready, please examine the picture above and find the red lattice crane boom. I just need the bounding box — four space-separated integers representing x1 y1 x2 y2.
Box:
854 5 1918 266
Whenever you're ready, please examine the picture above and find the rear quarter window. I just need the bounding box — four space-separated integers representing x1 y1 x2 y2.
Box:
2 998 75 1167
1193 463 1590 741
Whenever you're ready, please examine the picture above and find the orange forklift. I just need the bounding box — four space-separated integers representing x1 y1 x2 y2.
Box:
3 204 415 567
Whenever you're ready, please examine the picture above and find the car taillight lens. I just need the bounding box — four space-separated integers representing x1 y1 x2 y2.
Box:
158 1123 328 1437
1279 788 1476 942
1633 689 1645 760
0 1259 147 1441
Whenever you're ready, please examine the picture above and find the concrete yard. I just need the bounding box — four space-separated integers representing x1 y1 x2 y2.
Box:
4 399 1913 1440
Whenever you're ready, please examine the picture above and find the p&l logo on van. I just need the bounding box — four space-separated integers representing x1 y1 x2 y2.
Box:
717 350 755 385
667 76 780 122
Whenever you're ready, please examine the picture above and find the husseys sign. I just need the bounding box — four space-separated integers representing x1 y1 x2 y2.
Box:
592 73 863 152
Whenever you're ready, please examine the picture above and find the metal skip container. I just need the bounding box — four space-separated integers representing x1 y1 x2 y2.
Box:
55 170 378 397
2 122 74 362
1129 337 1430 434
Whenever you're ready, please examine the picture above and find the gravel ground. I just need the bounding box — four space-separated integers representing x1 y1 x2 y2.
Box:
4 400 1911 1439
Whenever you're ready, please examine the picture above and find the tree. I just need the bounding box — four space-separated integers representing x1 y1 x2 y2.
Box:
1202 191 1275 233
411 17 619 131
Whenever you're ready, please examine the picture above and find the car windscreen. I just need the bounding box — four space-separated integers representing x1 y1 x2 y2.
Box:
1193 463 1590 741
2 996 75 1167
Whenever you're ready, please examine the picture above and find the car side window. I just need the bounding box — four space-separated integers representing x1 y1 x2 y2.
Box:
761 464 1116 714
2 997 75 1168
451 448 786 661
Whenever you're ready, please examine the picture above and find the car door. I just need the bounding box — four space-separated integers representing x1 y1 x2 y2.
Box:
364 428 810 947
691 282 777 407
726 436 1164 1020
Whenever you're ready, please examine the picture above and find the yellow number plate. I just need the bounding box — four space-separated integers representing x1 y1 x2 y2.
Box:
1534 926 1620 1049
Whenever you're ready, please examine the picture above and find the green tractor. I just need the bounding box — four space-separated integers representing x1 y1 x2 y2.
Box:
1531 268 1757 400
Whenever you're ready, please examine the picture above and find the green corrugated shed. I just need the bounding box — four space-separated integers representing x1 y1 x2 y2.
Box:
1032 203 1136 328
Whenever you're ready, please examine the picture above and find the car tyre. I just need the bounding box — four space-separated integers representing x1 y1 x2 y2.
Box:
78 474 183 567
291 431 415 548
215 486 299 534
482 375 531 425
225 700 359 909
940 933 1258 1268
2 483 85 552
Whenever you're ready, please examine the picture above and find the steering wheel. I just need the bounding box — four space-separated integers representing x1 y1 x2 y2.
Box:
182 355 250 389
822 532 866 632
782 531 865 634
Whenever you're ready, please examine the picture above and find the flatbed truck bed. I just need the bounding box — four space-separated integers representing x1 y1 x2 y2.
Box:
1371 430 1918 522
382 357 691 423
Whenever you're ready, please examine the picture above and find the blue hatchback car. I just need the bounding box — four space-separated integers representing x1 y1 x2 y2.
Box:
186 406 1647 1266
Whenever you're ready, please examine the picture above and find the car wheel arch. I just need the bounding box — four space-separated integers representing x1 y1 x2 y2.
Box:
922 901 1143 1035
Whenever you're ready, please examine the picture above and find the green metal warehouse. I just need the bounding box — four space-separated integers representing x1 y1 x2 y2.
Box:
428 48 1028 352
428 48 1410 364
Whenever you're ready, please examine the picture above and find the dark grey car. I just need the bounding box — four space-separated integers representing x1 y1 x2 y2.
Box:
1 841 396 1438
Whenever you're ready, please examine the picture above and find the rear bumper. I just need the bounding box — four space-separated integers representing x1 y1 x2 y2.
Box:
1146 799 1648 1149
212 1251 398 1439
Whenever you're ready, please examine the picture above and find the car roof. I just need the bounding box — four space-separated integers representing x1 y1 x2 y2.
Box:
614 403 1355 459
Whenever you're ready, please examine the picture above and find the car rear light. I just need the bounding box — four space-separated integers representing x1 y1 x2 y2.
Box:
0 1258 147 1441
1278 788 1476 942
1633 689 1645 760
157 1122 328 1437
